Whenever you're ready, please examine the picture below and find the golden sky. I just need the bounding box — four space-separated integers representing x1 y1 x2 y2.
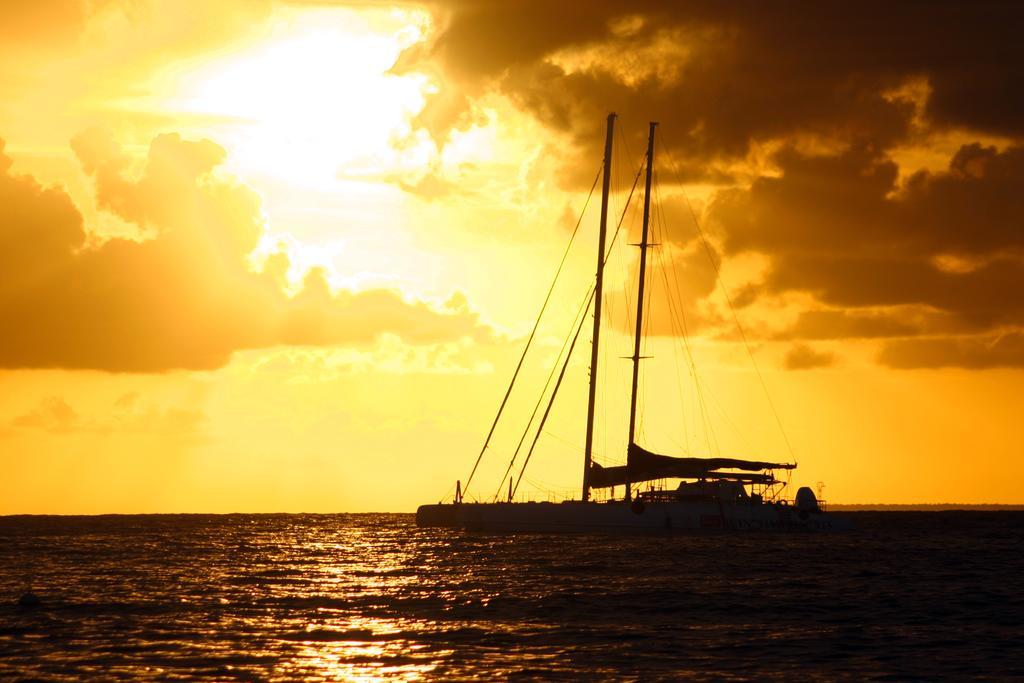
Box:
3 1 1023 513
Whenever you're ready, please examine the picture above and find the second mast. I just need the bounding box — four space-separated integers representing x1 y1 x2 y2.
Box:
626 122 658 501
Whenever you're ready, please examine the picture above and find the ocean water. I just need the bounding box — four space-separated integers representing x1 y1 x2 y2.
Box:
1 512 1022 680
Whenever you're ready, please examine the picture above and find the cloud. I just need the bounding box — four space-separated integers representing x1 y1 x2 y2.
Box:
0 132 492 372
715 143 1024 262
0 1 89 48
712 143 1024 321
878 332 1024 370
9 394 204 436
12 396 79 433
783 343 835 371
7 3 1023 374
611 239 722 337
0 1 273 114
401 2 1024 178
704 139 1024 368
779 309 922 341
396 3 1024 370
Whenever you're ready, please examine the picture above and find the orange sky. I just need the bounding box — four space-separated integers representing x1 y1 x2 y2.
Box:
2 1 1023 513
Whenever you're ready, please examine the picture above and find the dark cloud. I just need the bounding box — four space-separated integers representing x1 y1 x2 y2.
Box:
642 239 719 329
403 1 1024 177
767 255 1024 326
704 138 1024 367
783 343 835 371
0 133 491 372
398 2 1024 369
710 143 1024 320
879 332 1024 370
714 143 1024 261
778 310 920 341
775 308 998 342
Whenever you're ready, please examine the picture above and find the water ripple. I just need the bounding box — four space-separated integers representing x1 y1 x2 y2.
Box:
1 512 1022 679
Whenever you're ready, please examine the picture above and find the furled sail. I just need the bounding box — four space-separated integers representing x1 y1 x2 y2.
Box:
588 443 795 489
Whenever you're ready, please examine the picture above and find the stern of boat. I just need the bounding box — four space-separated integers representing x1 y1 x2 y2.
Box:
416 503 462 527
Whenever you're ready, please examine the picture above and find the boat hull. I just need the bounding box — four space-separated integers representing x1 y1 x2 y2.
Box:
416 500 852 533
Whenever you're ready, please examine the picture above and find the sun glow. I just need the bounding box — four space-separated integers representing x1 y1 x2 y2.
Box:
137 6 559 314
141 6 462 299
165 8 435 188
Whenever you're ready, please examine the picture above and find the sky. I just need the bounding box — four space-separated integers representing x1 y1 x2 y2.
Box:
2 1 1023 513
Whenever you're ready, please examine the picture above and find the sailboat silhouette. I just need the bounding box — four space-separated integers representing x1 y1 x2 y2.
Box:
418 114 852 533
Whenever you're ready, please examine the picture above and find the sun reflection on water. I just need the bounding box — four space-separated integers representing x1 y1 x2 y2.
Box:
246 522 454 681
276 618 447 682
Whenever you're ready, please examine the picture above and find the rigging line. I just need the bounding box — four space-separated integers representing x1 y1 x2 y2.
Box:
615 122 641 346
438 480 457 505
606 163 646 268
658 144 797 465
512 159 647 497
512 288 591 499
651 202 691 455
595 160 644 469
607 184 643 454
522 475 576 502
495 160 646 499
637 199 656 442
657 188 755 455
601 287 608 466
651 178 691 436
685 192 795 462
656 234 715 457
654 177 719 457
688 185 798 464
650 192 717 458
650 183 691 378
462 165 603 497
493 289 591 501
540 429 587 453
700 378 758 455
617 124 638 186
655 186 713 458
620 178 644 342
614 120 639 224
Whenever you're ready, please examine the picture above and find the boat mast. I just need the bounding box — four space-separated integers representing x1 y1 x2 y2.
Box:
626 122 658 502
582 112 616 502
